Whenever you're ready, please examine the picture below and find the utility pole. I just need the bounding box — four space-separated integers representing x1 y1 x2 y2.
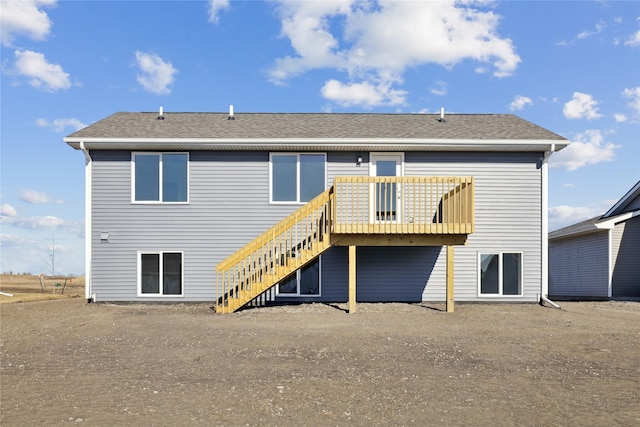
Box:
50 232 56 277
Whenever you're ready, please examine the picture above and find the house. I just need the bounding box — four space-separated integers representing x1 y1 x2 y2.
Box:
64 109 568 312
549 181 640 299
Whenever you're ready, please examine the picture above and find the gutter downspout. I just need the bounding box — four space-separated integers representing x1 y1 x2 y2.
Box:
79 142 93 302
540 144 560 309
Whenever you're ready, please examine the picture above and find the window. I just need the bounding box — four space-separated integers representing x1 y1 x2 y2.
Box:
277 258 321 296
138 251 183 296
479 252 522 296
270 153 326 203
133 153 188 202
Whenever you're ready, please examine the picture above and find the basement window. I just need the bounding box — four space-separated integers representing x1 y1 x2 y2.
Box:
138 251 183 296
478 252 522 296
270 153 326 203
277 257 321 296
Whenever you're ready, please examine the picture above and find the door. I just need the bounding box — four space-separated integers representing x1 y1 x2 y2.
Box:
370 153 403 223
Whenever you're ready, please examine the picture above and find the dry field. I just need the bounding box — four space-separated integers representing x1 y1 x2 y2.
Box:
0 274 85 304
1 294 639 426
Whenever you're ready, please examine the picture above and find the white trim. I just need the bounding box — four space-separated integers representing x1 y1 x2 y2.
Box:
137 250 185 297
65 136 567 146
549 210 639 241
131 152 189 204
369 152 405 177
79 142 92 300
477 252 524 297
541 151 549 296
269 153 327 204
369 153 405 224
596 210 639 229
66 138 568 153
276 257 322 297
607 229 613 298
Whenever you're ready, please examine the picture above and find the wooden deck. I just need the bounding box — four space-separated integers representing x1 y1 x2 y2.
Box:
215 176 474 313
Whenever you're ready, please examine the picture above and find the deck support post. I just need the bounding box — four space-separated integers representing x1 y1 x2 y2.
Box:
348 245 357 314
446 245 454 313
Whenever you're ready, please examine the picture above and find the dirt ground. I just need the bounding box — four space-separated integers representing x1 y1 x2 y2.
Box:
1 295 639 426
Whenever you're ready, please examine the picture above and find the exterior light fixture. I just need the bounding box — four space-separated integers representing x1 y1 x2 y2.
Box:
356 155 363 166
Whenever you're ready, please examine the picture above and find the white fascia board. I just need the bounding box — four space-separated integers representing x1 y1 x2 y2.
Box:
550 210 639 240
64 137 567 152
595 210 639 229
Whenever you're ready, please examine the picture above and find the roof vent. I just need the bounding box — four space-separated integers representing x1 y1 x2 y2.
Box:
438 107 445 123
228 104 235 120
157 106 164 120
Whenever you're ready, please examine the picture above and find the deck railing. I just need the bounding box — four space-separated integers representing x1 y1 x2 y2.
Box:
333 176 474 234
215 176 474 313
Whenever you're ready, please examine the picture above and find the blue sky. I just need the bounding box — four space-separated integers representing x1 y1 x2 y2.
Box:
1 0 639 275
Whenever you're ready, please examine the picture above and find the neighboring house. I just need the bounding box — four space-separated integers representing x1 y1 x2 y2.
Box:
549 181 640 299
64 110 568 312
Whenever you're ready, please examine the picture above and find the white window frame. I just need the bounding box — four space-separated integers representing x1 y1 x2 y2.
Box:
269 153 327 204
276 257 322 297
477 251 524 297
131 152 189 204
137 251 184 297
369 152 405 224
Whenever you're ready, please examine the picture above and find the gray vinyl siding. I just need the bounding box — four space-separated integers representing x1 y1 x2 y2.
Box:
549 231 610 298
324 151 542 303
611 216 640 297
90 150 543 303
403 152 542 302
356 247 442 302
91 151 310 301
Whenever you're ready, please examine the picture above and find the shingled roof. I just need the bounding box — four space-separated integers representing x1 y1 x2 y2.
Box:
64 112 568 152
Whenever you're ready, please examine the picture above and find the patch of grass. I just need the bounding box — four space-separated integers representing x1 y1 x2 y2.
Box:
0 274 85 304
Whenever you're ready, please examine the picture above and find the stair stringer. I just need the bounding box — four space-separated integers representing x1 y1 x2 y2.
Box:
215 188 334 313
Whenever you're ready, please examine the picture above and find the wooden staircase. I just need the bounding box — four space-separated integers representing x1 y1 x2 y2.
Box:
214 176 475 313
214 188 334 313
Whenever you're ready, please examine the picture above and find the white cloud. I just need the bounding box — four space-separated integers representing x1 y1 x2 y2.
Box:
563 92 602 120
550 129 619 171
614 113 628 123
559 21 607 46
1 204 17 217
623 86 640 114
207 0 229 24
10 215 66 229
19 189 63 205
576 21 606 40
269 1 520 107
429 80 447 97
509 95 533 111
624 30 640 47
549 205 603 228
13 49 71 92
0 0 56 47
0 232 84 275
36 117 87 132
134 51 178 95
321 79 407 107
